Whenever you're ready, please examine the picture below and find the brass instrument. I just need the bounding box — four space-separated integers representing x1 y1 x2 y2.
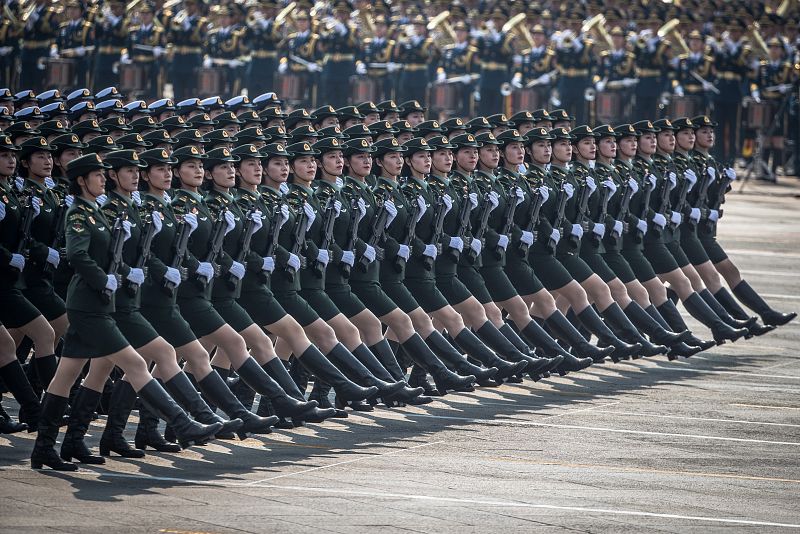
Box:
777 0 793 17
502 13 535 49
427 11 456 46
354 8 375 36
275 1 296 26
657 18 690 55
748 22 770 59
582 14 614 49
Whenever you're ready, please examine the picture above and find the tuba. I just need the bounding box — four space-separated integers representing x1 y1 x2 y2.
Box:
582 14 613 49
657 19 690 55
427 11 456 47
748 22 771 59
502 13 535 49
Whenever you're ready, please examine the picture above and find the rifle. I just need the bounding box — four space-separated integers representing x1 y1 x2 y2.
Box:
548 183 569 252
692 162 714 224
284 206 307 282
357 190 388 272
636 172 656 239
226 206 257 291
394 196 422 273
448 191 472 262
162 218 191 297
423 194 448 270
518 182 544 256
43 198 68 275
612 179 634 244
651 169 672 236
313 197 338 278
495 184 519 260
704 165 735 232
15 194 36 258
196 208 228 289
102 212 128 304
340 196 363 278
591 180 612 245
465 191 492 263
669 162 691 230
570 177 591 245
125 210 159 297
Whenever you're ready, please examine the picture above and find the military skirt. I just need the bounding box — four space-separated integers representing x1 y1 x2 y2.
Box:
140 303 198 348
480 264 520 303
213 298 256 333
557 252 595 283
529 252 574 290
456 264 493 304
643 241 680 274
177 295 228 338
62 309 129 358
579 251 618 283
273 289 321 327
112 310 160 349
349 279 400 318
620 247 658 282
665 240 691 268
23 284 66 321
238 285 291 328
403 276 450 313
325 281 368 319
504 253 546 297
602 250 637 284
299 287 343 322
0 288 42 328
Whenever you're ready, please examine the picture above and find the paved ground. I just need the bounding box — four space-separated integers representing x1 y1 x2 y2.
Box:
1 175 799 533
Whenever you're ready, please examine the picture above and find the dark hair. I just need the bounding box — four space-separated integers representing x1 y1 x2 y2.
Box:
68 177 83 195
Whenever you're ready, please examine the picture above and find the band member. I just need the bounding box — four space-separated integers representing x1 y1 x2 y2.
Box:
553 15 595 125
167 0 207 100
673 30 715 117
633 15 672 120
711 20 750 163
125 2 166 100
278 10 322 107
438 21 478 118
357 15 399 103
18 0 58 92
55 0 94 90
245 0 281 97
204 6 247 96
594 27 637 123
319 2 358 108
92 0 128 91
474 7 515 116
511 24 557 111
394 15 437 104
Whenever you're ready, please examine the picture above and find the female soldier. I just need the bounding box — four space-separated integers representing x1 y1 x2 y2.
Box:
343 137 476 396
264 141 380 409
167 146 329 428
637 119 748 345
30 153 223 472
690 115 795 327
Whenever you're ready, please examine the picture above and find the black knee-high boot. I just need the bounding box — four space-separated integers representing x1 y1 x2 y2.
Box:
99 380 145 458
0 359 41 431
655 300 715 351
682 293 749 344
326 344 406 398
600 303 668 357
60 386 105 464
30 393 77 471
32 355 58 392
506 321 592 375
352 343 426 403
134 398 182 452
295 344 379 402
401 333 475 394
698 289 757 331
576 307 642 362
1 394 27 433
424 331 498 383
367 340 430 405
543 312 616 362
732 280 797 326
713 287 775 336
623 301 691 346
166 372 253 439
471 323 535 378
645 304 703 359
261 358 338 423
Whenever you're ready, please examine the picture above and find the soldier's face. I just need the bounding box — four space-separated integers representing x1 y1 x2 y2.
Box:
769 45 783 62
375 23 388 38
431 149 453 174
690 38 703 53
383 112 399 123
79 170 107 198
455 147 478 171
140 11 154 24
0 150 16 177
296 18 310 32
397 132 414 144
110 166 140 193
656 131 675 153
363 113 380 125
529 140 551 164
343 118 361 129
237 158 263 186
553 120 571 130
478 144 500 169
618 137 637 158
638 132 657 155
320 117 339 129
576 138 596 160
407 150 431 175
676 129 695 151
695 126 714 149
111 4 124 16
492 125 509 136
533 32 546 47
175 159 204 189
23 151 54 179
143 164 172 192
378 152 404 176
57 149 81 172
503 142 525 165
209 161 236 188
347 152 372 177
612 35 624 49
552 140 572 163
406 112 425 127
518 122 534 135
266 157 290 183
320 150 344 177
291 155 317 182
598 137 616 159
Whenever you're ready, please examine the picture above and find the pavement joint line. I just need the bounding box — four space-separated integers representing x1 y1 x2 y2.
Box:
393 414 800 445
630 366 800 381
487 457 800 485
730 403 800 410
240 440 444 485
756 293 800 301
541 401 622 420
760 360 800 371
726 248 800 259
740 269 797 277
585 409 800 428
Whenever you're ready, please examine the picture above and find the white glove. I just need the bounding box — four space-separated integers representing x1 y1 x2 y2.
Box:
183 213 198 235
549 229 560 244
487 191 500 211
105 274 118 293
1 46 17 56
46 247 60 268
538 186 550 203
229 59 244 69
356 62 367 75
751 89 761 103
287 253 301 271
181 17 192 31
520 231 534 246
511 74 523 89
303 202 316 231
647 174 657 190
357 198 366 219
702 80 715 92
585 176 597 194
249 210 263 234
667 172 677 190
96 194 108 206
316 249 329 266
9 253 25 271
423 243 438 258
278 62 288 74
65 195 74 207
689 207 701 223
122 220 132 241
341 250 355 266
126 267 145 285
151 212 162 235
278 204 290 228
595 80 607 92
153 46 165 58
384 200 397 228
709 209 720 222
0 201 4 222
684 169 697 190
707 166 716 183
334 21 347 36
442 194 453 215
436 70 447 83
196 262 215 280
613 220 623 236
262 256 275 272
222 210 236 235
670 211 682 225
674 85 685 97
468 236 483 256
415 196 427 222
538 73 552 85
131 191 141 206
330 201 341 219
307 63 321 73
449 236 464 251
636 219 648 234
203 57 213 69
44 176 55 189
497 234 509 250
460 74 473 85
602 179 617 196
120 52 132 65
49 47 58 58
563 182 574 199
724 168 736 181
397 244 410 260
627 178 639 193
228 261 245 280
514 186 524 205
570 224 583 238
592 222 605 238
31 197 41 218
364 244 376 263
652 213 667 228
164 267 181 287
468 192 478 208
386 62 401 73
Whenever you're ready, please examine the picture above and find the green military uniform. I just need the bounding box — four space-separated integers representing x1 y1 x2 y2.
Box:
638 148 680 275
578 156 619 283
555 159 595 282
